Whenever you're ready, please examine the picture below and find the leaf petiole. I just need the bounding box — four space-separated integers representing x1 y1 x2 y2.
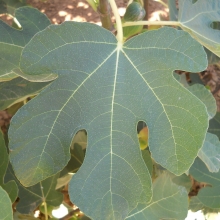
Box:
122 20 180 27
40 182 48 220
108 0 124 43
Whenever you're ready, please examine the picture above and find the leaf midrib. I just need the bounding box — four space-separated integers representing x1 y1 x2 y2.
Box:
109 44 120 218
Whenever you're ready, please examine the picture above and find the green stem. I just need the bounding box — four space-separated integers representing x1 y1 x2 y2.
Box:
40 182 48 220
108 0 123 43
123 20 180 27
98 0 114 30
86 0 98 11
6 14 22 28
43 202 48 220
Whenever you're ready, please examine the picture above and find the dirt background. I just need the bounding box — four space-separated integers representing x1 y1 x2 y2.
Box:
26 0 169 24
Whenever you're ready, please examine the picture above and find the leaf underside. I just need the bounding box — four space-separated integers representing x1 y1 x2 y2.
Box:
126 172 188 220
179 0 220 57
0 131 18 203
5 164 63 214
209 112 220 139
0 77 50 110
8 22 208 219
198 132 220 173
186 84 216 120
0 0 26 15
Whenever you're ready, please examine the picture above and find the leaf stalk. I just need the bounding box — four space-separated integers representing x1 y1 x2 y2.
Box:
123 20 180 27
40 182 48 220
108 0 124 43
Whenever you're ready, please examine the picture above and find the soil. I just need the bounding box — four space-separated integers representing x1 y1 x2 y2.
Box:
0 111 11 133
25 0 169 25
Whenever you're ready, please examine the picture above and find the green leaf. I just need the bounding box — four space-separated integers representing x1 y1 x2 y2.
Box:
0 72 18 82
123 25 143 40
126 172 188 220
0 6 50 80
9 24 208 219
168 0 178 21
80 216 91 220
4 165 63 214
187 84 217 120
72 130 87 150
0 131 18 202
174 75 216 119
205 48 220 65
60 143 85 175
0 0 26 15
198 133 220 173
60 130 86 177
0 0 7 14
189 196 204 212
0 186 13 220
178 0 220 57
189 157 220 209
188 196 220 213
58 131 86 188
141 150 153 176
0 77 50 110
208 112 220 139
188 73 204 85
13 212 37 220
56 173 73 189
171 173 192 192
